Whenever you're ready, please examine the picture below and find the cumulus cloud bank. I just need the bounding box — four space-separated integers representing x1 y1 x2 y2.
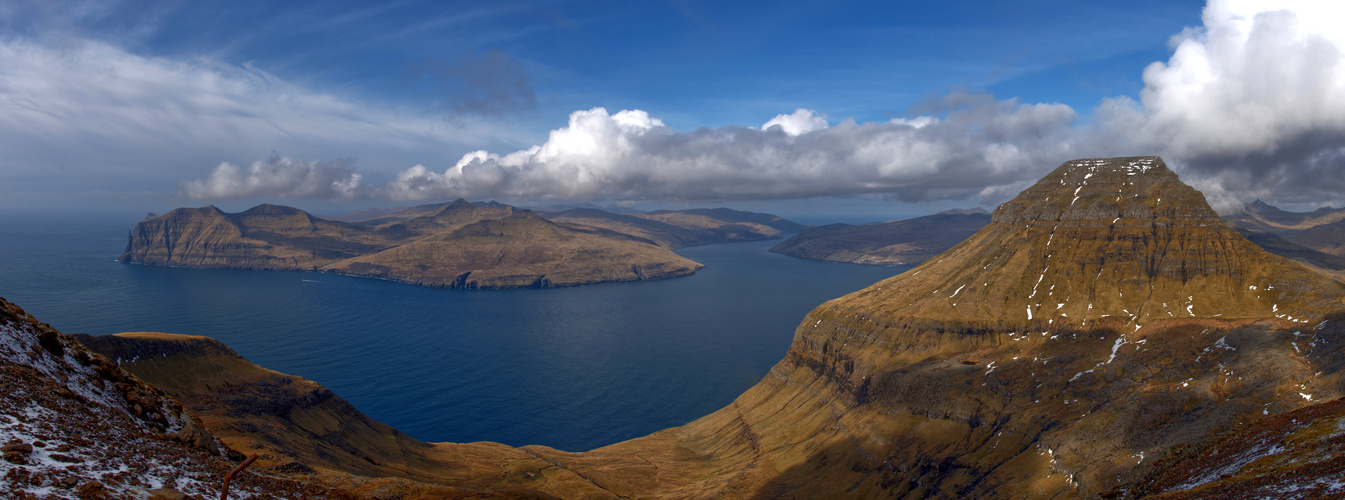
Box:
180 155 364 200
178 0 1345 210
371 101 1075 203
1115 0 1345 208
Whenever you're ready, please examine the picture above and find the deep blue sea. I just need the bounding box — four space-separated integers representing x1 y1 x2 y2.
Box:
0 213 905 451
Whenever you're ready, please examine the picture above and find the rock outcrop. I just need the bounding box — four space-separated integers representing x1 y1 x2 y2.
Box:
121 199 703 289
0 298 345 498
770 208 990 265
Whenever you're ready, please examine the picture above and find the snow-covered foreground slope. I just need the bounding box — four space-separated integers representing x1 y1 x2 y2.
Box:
0 298 345 499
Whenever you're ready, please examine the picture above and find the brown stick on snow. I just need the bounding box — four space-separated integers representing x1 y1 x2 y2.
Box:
220 454 259 500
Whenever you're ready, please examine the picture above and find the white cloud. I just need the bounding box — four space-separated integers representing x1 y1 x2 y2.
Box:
1136 0 1345 156
762 108 829 135
180 155 364 200
1112 0 1345 206
176 0 1345 211
16 0 1345 212
377 102 1076 203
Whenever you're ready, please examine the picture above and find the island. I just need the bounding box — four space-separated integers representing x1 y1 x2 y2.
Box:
120 200 703 289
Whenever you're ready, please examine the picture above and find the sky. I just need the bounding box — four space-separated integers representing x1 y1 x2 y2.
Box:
2 0 1343 221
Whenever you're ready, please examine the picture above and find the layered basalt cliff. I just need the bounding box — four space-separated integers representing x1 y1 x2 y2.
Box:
120 199 703 289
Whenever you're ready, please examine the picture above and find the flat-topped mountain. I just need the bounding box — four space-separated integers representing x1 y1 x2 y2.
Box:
543 206 807 249
120 199 703 289
851 156 1345 327
62 156 1345 498
769 208 990 265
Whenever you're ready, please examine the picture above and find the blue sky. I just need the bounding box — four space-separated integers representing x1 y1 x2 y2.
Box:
78 0 1200 126
2 0 1342 220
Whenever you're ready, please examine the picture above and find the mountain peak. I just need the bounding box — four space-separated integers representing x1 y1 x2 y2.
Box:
839 156 1345 328
992 156 1217 225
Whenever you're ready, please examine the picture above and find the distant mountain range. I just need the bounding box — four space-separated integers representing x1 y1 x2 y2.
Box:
1224 200 1345 279
769 208 990 265
120 200 801 289
544 206 806 249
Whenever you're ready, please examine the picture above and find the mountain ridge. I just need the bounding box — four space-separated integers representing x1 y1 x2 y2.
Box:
1225 200 1345 258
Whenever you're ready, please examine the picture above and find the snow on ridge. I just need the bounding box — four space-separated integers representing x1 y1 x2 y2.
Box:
0 322 124 412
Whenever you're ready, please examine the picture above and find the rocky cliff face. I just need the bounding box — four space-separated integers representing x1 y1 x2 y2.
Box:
121 199 702 289
770 209 990 265
0 298 343 498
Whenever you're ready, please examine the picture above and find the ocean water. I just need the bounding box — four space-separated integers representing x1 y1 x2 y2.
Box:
0 213 906 451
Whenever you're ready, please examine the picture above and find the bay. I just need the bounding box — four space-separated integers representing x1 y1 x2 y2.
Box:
0 213 906 451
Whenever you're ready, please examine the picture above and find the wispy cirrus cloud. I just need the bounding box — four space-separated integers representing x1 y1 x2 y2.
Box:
0 37 515 195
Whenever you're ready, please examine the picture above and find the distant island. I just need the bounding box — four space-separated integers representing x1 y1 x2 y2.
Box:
769 208 990 265
120 200 802 289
